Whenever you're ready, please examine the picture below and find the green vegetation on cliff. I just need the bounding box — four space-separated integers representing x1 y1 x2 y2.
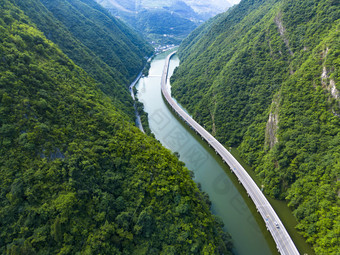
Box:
12 0 153 119
0 0 232 254
171 0 340 253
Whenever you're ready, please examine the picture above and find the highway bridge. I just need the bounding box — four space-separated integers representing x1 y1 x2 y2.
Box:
161 51 300 255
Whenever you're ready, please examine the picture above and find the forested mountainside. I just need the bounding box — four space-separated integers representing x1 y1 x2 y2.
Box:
171 0 340 254
12 0 153 119
0 0 232 254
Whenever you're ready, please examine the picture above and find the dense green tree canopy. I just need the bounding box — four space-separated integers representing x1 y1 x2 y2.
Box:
0 0 232 254
171 0 340 254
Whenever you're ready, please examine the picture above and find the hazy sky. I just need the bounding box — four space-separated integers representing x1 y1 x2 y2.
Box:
228 0 241 4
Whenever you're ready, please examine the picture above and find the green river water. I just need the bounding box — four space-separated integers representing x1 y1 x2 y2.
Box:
135 50 313 255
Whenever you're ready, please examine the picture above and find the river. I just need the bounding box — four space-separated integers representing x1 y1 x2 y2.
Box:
136 51 278 255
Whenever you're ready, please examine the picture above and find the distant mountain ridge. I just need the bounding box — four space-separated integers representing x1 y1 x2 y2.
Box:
97 0 231 18
95 0 233 46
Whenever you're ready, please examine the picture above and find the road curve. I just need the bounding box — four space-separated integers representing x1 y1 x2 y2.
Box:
161 51 300 255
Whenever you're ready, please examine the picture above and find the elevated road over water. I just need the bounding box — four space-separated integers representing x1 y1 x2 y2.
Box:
161 51 300 255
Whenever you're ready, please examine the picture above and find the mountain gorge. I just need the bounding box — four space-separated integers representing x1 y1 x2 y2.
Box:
0 0 232 254
171 0 340 254
95 0 232 46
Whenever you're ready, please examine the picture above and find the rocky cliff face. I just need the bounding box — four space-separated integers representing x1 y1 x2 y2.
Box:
265 94 280 150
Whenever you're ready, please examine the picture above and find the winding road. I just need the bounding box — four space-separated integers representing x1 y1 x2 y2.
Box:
161 51 300 255
129 71 145 132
